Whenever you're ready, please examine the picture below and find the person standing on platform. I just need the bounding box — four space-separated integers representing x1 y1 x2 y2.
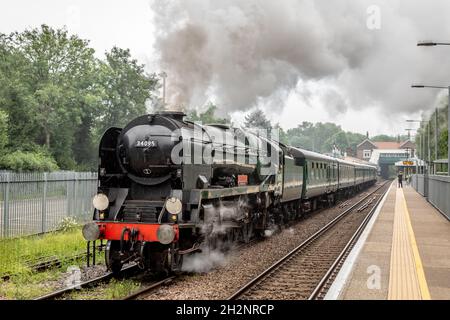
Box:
398 171 403 188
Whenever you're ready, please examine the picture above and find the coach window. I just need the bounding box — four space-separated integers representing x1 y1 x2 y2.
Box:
315 163 318 180
314 163 316 179
317 163 320 180
318 163 321 179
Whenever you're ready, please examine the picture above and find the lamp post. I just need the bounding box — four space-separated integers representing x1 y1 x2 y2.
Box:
411 85 449 175
406 128 418 174
407 118 430 197
415 39 450 175
435 108 439 161
406 119 428 172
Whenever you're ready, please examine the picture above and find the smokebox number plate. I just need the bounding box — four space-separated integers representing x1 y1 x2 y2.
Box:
136 140 158 148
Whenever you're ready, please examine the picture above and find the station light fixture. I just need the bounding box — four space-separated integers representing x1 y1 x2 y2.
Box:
417 41 450 46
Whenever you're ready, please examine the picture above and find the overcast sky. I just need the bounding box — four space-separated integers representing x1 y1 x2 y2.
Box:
2 0 449 137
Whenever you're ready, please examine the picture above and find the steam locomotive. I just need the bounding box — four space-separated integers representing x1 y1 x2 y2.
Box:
82 111 377 274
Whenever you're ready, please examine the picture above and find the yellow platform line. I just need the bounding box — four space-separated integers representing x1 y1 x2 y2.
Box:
388 187 431 300
403 189 431 300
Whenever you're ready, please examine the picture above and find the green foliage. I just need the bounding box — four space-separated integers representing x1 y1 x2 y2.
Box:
0 227 89 299
0 110 8 150
187 103 229 124
0 150 59 172
244 109 272 129
104 279 140 299
0 25 158 171
370 134 397 142
273 123 288 144
68 278 140 300
439 129 448 159
96 47 158 134
285 121 343 153
416 102 449 161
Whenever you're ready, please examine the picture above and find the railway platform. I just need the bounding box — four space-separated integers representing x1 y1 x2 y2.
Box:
326 181 450 300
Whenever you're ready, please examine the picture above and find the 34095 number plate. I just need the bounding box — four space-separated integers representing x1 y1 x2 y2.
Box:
135 140 158 148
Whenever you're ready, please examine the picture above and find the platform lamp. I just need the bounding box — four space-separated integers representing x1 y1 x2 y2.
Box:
417 41 450 46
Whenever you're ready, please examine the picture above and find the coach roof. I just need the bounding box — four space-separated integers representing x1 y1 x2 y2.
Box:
288 146 338 163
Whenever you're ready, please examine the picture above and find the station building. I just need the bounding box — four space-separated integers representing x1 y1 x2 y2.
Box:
356 139 416 179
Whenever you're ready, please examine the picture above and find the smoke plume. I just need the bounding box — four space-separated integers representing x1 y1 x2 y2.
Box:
150 0 450 117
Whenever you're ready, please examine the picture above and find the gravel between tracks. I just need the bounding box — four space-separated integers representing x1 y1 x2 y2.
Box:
142 183 382 300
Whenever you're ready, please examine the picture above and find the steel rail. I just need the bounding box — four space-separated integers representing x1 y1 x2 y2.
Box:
34 264 138 300
227 181 390 300
308 183 390 300
122 276 176 300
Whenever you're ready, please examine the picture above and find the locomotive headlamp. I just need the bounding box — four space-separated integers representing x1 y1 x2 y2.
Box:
165 197 182 215
93 193 109 211
82 222 100 241
157 224 176 244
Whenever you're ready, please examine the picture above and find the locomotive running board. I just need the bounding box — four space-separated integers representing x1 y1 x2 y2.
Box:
192 184 273 200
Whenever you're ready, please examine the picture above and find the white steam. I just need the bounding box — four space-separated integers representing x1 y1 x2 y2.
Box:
181 249 229 273
150 0 450 117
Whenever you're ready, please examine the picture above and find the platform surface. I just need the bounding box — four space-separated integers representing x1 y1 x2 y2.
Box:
336 182 450 300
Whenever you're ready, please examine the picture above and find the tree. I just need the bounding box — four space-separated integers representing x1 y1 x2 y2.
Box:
98 47 158 134
325 131 349 153
10 26 95 148
346 132 367 156
187 103 229 124
0 36 40 149
0 25 100 168
285 122 342 153
371 134 396 142
244 109 272 130
0 26 160 171
0 110 8 151
273 123 288 144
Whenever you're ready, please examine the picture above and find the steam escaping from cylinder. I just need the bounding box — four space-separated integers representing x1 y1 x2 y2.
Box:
181 249 229 273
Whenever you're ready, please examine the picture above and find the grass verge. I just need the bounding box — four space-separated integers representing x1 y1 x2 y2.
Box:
68 279 140 300
0 227 86 276
0 226 104 299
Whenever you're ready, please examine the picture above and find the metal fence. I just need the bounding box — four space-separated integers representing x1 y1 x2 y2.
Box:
411 174 450 220
411 174 425 196
0 171 97 238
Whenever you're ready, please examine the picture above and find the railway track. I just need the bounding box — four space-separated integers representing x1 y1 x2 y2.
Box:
122 276 176 300
2 244 105 281
227 180 391 300
34 264 138 300
33 181 388 301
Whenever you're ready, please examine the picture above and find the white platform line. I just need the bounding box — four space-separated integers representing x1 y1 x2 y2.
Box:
324 181 394 300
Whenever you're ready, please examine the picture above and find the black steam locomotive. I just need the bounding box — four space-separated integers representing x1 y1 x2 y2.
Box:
82 111 377 274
